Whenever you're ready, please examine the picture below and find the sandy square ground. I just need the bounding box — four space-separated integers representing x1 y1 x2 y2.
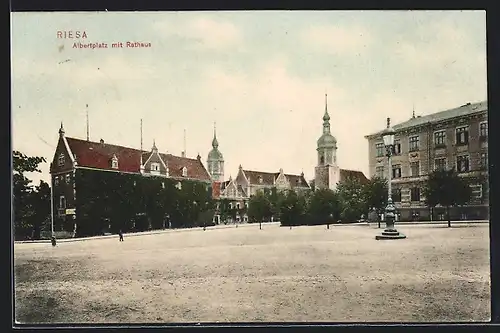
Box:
14 223 490 324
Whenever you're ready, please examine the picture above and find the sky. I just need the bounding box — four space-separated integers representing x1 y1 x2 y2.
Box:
11 10 487 186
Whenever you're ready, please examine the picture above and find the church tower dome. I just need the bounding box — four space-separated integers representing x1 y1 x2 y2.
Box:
316 93 337 151
207 122 224 181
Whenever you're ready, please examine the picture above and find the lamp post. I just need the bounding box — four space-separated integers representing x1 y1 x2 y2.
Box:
376 117 406 240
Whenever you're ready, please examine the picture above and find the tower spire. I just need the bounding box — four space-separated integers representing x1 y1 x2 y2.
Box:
212 121 219 148
59 121 65 137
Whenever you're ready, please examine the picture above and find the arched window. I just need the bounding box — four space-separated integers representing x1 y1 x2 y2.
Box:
182 166 188 177
320 155 325 165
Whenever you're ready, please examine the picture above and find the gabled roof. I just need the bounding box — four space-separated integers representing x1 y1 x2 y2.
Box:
243 170 277 186
64 137 210 181
340 169 369 185
285 174 310 188
159 153 211 181
242 169 310 188
66 137 142 173
365 100 487 138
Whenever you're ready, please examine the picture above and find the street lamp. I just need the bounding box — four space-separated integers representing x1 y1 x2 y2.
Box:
376 117 406 240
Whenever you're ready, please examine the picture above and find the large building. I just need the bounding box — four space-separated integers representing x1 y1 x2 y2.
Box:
50 123 212 230
214 166 311 223
364 100 489 221
314 94 368 190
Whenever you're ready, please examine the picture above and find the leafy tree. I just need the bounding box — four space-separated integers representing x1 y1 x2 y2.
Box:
263 187 285 221
336 177 368 222
218 198 233 224
309 180 315 192
29 180 51 239
280 190 307 226
363 176 388 215
248 191 271 229
308 188 341 225
12 151 47 239
423 168 473 227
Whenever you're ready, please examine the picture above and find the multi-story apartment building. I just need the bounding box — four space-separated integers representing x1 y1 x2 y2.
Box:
365 101 488 221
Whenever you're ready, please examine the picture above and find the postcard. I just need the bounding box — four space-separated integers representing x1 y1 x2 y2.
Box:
11 10 490 325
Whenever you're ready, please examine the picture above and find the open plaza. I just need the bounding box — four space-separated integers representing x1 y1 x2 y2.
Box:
14 222 490 323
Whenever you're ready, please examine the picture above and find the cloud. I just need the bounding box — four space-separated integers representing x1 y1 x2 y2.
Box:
153 17 243 50
300 24 372 56
393 18 486 71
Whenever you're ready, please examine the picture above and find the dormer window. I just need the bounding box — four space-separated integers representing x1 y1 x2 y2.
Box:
151 162 160 175
58 153 65 167
182 166 187 177
111 155 119 169
176 182 182 190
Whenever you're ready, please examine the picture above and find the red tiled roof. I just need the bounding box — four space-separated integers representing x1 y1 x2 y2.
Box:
285 174 310 188
159 153 211 181
243 170 277 185
66 137 142 173
340 169 369 184
65 137 210 181
242 169 309 188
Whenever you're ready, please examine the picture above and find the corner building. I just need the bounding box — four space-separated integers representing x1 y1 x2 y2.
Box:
364 101 489 221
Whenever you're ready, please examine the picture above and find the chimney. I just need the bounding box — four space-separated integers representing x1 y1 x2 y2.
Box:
100 138 104 146
181 151 186 158
197 153 201 161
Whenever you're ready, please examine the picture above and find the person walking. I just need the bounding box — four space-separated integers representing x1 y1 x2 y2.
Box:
118 229 124 242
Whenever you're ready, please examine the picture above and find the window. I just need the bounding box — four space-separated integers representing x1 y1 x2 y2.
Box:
456 126 469 145
65 174 71 184
111 157 118 169
258 176 263 184
59 196 66 209
393 140 401 155
434 130 446 147
392 189 401 202
480 152 488 169
229 202 233 209
375 143 384 157
151 162 160 173
54 176 59 186
410 187 420 202
409 135 419 152
410 161 420 177
434 158 447 171
392 164 402 178
245 202 249 209
176 182 182 190
470 184 483 199
456 155 470 173
161 182 165 189
479 122 488 139
182 167 188 177
58 153 65 167
236 203 240 210
375 166 384 179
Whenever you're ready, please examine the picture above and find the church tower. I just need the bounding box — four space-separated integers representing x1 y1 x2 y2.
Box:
314 94 340 191
207 122 224 181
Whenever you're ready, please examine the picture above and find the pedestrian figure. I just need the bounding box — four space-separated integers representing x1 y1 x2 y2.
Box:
118 229 124 242
51 236 57 247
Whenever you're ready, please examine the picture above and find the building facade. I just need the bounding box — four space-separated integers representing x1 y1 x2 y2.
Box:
50 123 212 232
365 101 489 221
314 94 368 190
